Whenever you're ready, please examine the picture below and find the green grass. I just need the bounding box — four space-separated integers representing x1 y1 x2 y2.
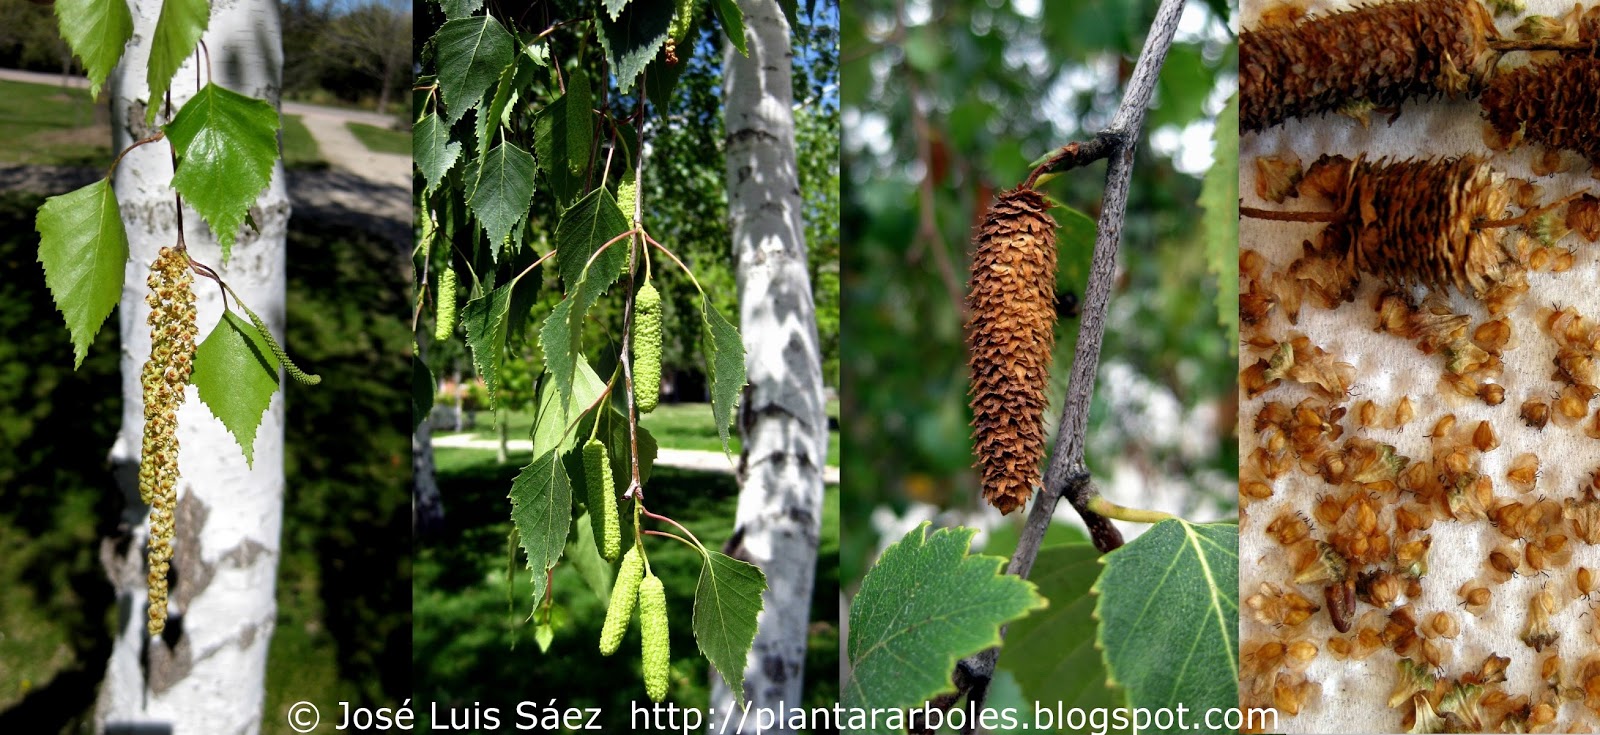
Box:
346 122 411 155
280 114 326 170
0 80 110 166
453 400 842 463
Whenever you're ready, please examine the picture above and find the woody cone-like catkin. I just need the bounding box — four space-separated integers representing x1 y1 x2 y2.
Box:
1481 57 1600 166
967 187 1057 515
1241 0 1498 132
1316 155 1512 296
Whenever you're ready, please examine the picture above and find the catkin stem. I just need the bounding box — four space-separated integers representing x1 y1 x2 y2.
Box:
1240 206 1343 223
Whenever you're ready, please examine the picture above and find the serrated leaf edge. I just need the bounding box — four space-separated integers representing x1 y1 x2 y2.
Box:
1088 519 1240 692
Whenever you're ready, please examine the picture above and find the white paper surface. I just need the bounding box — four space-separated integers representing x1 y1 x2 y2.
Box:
1239 1 1600 731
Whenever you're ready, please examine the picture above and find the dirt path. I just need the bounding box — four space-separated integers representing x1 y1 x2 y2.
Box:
430 433 843 485
283 102 409 188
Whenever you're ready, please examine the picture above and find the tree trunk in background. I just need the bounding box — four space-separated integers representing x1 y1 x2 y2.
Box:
96 2 289 732
713 0 827 727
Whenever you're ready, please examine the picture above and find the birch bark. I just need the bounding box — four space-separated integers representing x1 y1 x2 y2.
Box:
97 2 289 732
713 0 827 726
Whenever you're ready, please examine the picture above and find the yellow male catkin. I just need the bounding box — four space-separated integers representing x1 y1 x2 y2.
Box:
140 246 198 636
967 188 1057 514
600 547 644 655
633 281 663 413
584 438 621 562
435 267 458 341
639 573 670 702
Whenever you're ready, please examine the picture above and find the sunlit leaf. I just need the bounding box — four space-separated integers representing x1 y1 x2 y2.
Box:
166 83 281 259
145 0 208 122
35 178 126 368
693 551 766 709
53 0 132 99
193 311 281 467
509 448 572 606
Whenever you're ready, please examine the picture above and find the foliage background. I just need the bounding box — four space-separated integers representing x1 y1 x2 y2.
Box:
839 0 1239 588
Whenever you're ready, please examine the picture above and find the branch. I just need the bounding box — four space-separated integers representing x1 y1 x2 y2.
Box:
943 0 1190 723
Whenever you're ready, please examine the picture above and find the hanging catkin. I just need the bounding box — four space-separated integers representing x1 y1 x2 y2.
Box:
1319 156 1512 296
584 437 621 562
633 281 662 414
1241 0 1498 132
140 246 198 636
1481 57 1600 165
599 547 643 655
967 188 1057 515
638 573 670 702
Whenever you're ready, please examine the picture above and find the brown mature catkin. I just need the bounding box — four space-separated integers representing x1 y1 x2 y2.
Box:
1317 156 1512 296
967 187 1057 515
1241 0 1498 133
140 246 198 636
1481 57 1600 166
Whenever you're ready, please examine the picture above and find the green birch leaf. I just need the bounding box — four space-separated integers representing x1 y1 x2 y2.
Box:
842 523 1045 733
53 0 132 99
35 178 127 368
693 551 766 709
508 448 572 606
412 352 435 430
439 0 484 20
567 510 615 602
604 0 631 21
1201 92 1239 354
710 0 748 56
462 282 512 406
543 188 629 399
414 112 461 192
192 311 281 467
700 295 744 455
1094 520 1239 733
598 0 673 93
466 140 536 255
531 84 592 207
166 83 281 259
563 70 593 178
997 544 1130 733
534 622 554 653
433 15 514 124
530 360 607 457
476 54 535 158
145 0 208 123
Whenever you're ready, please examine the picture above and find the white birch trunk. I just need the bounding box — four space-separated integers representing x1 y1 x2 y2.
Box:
713 0 827 726
96 2 289 733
